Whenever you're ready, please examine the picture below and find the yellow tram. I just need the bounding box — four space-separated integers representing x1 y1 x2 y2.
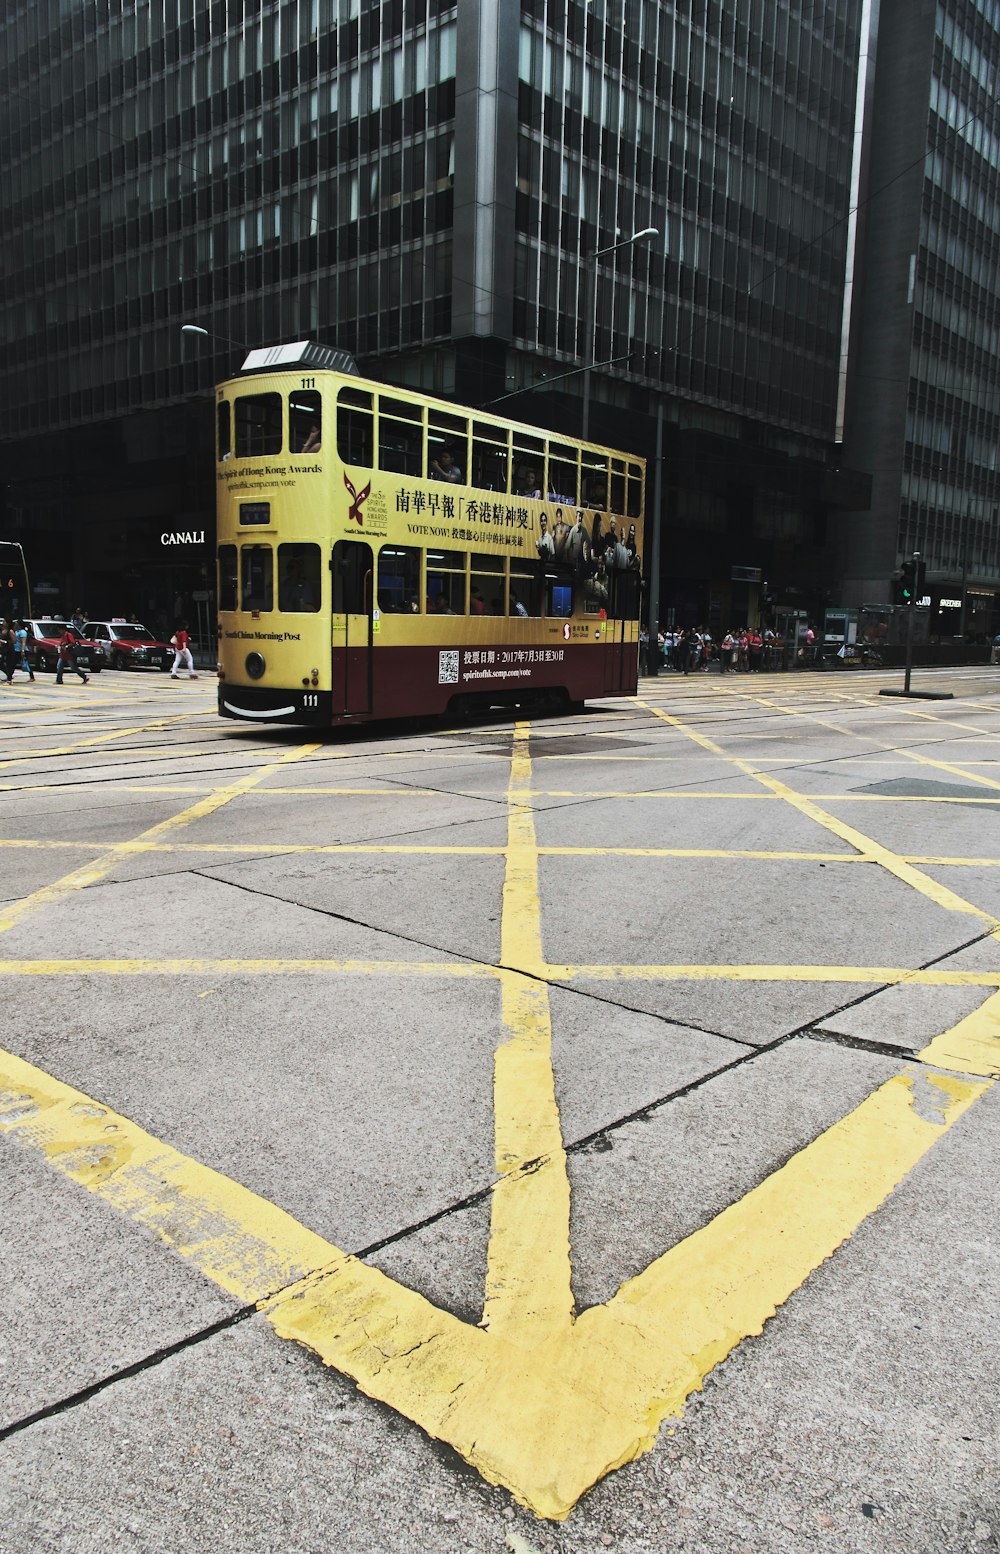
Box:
215 342 645 725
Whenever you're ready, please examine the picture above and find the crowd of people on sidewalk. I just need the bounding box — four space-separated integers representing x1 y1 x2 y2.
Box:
639 625 788 675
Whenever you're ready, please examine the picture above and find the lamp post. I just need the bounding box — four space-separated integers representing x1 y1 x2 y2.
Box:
580 226 657 442
180 323 248 353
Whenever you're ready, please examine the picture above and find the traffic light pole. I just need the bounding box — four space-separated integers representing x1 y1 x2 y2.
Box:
903 550 918 695
881 549 953 701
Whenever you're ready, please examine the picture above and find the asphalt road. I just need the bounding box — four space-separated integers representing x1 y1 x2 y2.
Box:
1 663 998 1554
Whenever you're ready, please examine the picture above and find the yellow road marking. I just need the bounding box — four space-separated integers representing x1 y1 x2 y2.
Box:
0 742 321 936
641 703 997 922
2 837 999 868
485 726 573 1343
0 959 997 987
0 714 216 769
3 691 999 1516
919 987 1000 1075
1 989 993 1519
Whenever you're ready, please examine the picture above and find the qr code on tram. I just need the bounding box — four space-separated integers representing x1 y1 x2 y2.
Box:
438 650 459 685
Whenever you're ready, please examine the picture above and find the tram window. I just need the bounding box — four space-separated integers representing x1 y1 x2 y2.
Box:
278 543 321 612
426 549 465 614
377 544 420 613
546 444 578 503
428 410 469 482
510 566 541 617
609 569 641 621
217 402 231 461
241 545 273 611
545 578 574 617
470 551 505 615
581 453 609 509
337 386 373 467
379 397 423 476
289 390 322 455
471 422 509 492
218 545 237 611
609 458 627 515
626 462 643 518
512 434 544 498
235 393 282 457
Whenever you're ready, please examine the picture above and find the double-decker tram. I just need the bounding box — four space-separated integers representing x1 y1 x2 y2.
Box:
214 342 645 726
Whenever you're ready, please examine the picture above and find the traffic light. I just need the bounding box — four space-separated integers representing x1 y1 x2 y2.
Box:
899 557 926 604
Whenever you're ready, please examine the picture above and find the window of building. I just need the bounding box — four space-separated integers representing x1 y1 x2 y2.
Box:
217 401 231 460
379 396 423 475
235 393 282 456
470 552 505 615
218 544 237 610
289 390 322 455
278 543 321 611
377 544 420 612
241 545 273 610
426 548 465 614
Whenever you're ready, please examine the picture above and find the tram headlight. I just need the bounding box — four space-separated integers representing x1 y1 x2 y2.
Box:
310 668 319 686
245 651 266 680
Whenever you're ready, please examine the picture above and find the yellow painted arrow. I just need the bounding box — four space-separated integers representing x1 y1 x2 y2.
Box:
0 726 997 1517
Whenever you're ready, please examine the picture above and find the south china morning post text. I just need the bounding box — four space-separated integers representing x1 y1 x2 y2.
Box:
224 630 303 642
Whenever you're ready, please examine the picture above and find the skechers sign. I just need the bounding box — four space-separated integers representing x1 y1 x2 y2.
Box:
160 530 206 546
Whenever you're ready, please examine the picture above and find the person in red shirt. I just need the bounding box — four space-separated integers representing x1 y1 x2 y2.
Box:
56 626 89 685
170 621 198 679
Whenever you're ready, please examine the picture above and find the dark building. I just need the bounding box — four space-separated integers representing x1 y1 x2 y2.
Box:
838 0 1000 640
3 0 874 642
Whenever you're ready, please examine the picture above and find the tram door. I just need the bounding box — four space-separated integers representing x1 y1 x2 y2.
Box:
331 540 373 714
603 571 639 693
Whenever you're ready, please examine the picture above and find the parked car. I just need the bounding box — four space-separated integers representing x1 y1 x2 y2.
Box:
84 620 174 671
24 619 104 673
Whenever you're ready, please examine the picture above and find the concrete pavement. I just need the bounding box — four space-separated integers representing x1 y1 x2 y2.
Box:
0 664 998 1551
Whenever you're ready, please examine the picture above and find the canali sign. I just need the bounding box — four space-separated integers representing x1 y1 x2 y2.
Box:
160 530 206 546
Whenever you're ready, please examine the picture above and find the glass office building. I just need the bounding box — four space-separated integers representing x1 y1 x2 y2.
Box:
839 0 1000 638
2 0 869 633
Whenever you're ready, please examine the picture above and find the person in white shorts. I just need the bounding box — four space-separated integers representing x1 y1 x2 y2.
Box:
170 622 198 679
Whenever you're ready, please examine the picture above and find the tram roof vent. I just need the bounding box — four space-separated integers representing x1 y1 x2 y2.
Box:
240 341 360 376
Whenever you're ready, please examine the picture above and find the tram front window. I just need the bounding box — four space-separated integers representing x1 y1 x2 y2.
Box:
278 543 321 611
241 545 273 611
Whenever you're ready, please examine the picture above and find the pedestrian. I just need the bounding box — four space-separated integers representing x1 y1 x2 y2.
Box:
170 621 198 679
720 630 735 672
6 619 35 682
1 619 15 684
56 624 89 684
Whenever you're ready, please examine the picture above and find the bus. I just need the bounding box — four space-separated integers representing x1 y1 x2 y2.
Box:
0 541 31 620
214 341 645 726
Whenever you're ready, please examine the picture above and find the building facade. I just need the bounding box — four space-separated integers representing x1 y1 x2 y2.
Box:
838 0 1000 641
3 1 882 640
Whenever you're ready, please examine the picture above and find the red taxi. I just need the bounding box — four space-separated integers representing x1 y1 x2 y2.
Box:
24 619 104 674
84 620 174 671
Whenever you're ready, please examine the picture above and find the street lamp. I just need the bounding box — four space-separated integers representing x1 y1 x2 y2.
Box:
180 323 248 352
581 226 658 442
